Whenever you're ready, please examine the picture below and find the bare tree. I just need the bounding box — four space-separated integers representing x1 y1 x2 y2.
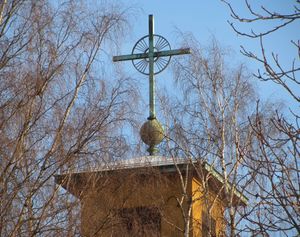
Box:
222 0 299 103
157 36 265 236
0 1 137 236
222 1 300 236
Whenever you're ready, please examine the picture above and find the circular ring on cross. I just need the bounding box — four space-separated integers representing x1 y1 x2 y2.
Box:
131 34 171 75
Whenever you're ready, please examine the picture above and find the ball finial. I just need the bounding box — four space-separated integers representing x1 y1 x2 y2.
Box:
140 118 164 155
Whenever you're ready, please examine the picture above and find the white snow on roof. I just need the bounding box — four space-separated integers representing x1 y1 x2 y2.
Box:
95 156 193 172
61 156 194 174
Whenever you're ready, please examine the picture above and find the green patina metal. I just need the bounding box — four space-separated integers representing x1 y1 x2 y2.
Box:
112 49 191 63
113 15 190 155
148 15 155 119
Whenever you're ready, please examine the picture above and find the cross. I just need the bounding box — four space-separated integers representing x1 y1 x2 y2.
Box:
113 15 190 120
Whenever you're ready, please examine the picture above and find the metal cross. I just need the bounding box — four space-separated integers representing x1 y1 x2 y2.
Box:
113 15 190 120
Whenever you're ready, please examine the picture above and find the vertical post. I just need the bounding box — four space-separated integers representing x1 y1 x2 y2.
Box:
148 15 155 120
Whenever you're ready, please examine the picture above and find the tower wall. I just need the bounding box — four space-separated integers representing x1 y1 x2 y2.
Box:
80 168 191 236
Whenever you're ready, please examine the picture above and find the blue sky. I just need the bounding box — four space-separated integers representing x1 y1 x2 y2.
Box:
115 0 299 113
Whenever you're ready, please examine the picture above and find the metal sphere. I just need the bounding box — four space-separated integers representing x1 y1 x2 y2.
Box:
140 119 164 146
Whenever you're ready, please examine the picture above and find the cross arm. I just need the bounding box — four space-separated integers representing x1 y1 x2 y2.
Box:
112 48 191 62
113 53 149 62
154 48 191 58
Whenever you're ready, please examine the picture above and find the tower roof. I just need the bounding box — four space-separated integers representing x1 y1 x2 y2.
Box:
55 156 248 207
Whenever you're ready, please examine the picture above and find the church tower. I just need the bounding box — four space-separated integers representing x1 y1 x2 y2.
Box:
55 15 247 237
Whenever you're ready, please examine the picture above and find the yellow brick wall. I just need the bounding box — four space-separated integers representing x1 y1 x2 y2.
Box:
80 169 191 237
192 177 225 237
78 169 226 237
